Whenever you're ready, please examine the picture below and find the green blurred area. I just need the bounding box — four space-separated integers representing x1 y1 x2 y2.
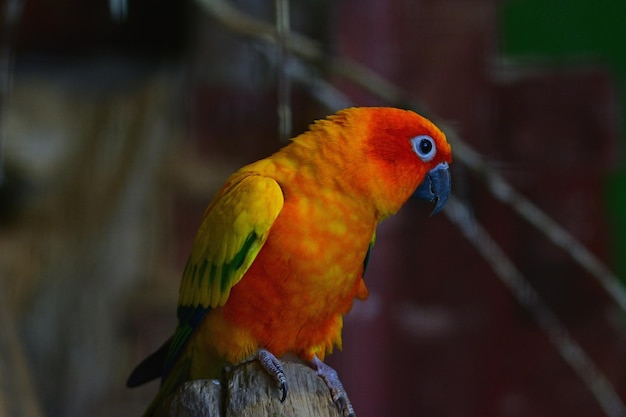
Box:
501 0 626 280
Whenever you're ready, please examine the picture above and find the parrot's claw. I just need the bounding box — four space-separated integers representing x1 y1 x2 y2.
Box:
255 349 288 402
311 355 356 417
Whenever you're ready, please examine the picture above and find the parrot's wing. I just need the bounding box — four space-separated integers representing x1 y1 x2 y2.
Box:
180 172 284 308
165 172 284 377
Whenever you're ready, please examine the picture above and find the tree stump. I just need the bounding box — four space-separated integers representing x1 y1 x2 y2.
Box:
158 361 345 417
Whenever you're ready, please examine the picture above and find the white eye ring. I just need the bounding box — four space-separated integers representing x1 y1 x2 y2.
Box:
411 135 436 162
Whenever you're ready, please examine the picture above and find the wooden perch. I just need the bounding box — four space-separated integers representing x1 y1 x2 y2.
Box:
157 361 344 417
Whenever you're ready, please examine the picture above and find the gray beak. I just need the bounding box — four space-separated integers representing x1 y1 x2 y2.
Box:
412 162 451 216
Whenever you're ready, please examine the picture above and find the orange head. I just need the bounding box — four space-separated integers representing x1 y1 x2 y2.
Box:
292 107 452 218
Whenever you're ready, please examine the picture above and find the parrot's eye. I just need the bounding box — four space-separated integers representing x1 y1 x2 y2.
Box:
411 135 436 162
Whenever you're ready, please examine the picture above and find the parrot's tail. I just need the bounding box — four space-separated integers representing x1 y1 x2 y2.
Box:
127 337 172 388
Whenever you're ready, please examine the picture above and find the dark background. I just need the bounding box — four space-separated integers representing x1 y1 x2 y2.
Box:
1 0 625 416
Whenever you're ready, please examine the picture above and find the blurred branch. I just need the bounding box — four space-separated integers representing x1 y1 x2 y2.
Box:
157 361 343 417
195 0 405 104
448 136 626 311
0 0 24 186
274 0 292 142
443 196 626 417
195 0 321 61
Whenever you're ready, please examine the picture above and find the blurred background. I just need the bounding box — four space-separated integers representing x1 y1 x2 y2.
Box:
1 0 625 416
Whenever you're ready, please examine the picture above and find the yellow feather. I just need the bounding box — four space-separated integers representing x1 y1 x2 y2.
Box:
178 173 284 309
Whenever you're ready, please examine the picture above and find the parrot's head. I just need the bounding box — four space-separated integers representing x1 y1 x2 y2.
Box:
318 107 452 218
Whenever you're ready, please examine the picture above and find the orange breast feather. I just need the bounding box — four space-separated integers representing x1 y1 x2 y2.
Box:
219 179 375 362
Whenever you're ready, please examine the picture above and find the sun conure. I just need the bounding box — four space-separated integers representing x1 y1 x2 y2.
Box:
127 107 452 417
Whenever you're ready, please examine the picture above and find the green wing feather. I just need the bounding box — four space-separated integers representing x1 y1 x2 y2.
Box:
165 172 284 377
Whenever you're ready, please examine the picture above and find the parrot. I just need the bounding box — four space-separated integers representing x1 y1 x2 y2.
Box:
127 107 452 417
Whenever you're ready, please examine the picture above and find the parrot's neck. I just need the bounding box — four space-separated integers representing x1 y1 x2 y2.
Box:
283 123 410 220
242 116 418 221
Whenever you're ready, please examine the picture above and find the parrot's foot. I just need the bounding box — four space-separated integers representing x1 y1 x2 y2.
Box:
310 355 355 417
254 349 288 402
